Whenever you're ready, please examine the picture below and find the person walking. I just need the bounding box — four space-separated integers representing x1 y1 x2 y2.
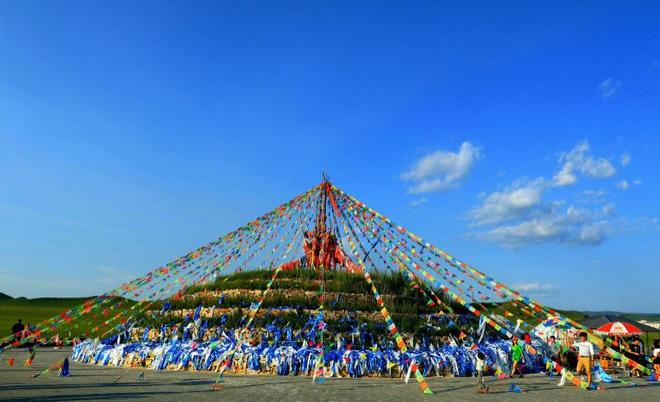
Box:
475 351 489 393
510 336 525 378
572 332 594 387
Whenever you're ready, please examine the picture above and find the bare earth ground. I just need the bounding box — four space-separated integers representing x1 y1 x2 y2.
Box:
0 347 658 402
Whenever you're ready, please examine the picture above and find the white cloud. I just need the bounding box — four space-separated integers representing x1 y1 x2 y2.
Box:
467 139 649 249
410 197 428 206
633 178 642 186
580 189 608 204
552 140 616 187
601 203 615 216
598 78 622 99
513 283 556 296
633 216 659 227
469 178 546 226
553 162 577 186
620 152 631 167
401 142 480 193
616 180 630 190
475 205 609 248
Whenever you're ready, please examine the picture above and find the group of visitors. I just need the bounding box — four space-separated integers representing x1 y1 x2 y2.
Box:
542 331 658 390
476 329 658 394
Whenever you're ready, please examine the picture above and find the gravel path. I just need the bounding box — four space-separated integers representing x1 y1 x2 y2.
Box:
1 347 658 401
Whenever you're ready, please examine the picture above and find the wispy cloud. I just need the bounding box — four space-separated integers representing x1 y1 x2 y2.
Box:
474 205 610 248
401 141 481 193
616 178 642 191
95 267 133 286
410 197 429 206
580 189 608 204
620 152 631 167
598 78 622 99
616 180 630 190
513 283 556 297
551 140 616 187
601 203 615 216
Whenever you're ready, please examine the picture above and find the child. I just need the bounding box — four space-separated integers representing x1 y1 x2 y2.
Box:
476 351 489 393
510 336 524 378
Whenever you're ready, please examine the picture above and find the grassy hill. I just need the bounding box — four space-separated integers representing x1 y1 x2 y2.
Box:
0 296 137 341
3 270 656 343
139 268 469 337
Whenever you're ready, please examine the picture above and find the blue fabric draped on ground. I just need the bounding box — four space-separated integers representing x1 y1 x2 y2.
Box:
72 336 548 377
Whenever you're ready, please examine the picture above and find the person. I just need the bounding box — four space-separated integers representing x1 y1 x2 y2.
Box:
628 336 645 358
475 351 489 393
545 335 560 374
548 336 560 359
474 351 489 394
627 336 646 377
653 339 660 377
572 332 594 386
510 336 525 378
11 319 25 342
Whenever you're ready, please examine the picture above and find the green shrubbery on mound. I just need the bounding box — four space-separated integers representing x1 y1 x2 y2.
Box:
137 268 468 336
186 268 412 295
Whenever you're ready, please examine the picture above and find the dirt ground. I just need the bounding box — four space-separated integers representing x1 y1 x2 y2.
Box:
0 347 658 402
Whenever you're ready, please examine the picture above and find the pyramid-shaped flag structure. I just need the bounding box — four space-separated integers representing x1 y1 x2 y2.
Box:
1 178 651 393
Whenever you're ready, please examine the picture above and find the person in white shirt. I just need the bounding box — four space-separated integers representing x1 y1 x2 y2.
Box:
572 332 594 386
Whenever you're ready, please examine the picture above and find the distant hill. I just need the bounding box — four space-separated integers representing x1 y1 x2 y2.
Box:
583 311 660 322
0 292 13 300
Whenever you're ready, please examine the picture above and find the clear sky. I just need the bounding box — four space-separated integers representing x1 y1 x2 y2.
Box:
1 1 659 312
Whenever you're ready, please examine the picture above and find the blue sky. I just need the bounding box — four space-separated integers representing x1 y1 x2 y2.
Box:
1 1 659 312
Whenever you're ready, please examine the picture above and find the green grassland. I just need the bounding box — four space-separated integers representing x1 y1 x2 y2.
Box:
0 296 136 341
0 297 90 337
